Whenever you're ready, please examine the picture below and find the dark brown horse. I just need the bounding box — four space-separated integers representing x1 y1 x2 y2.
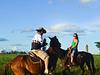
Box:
49 36 95 75
2 37 58 75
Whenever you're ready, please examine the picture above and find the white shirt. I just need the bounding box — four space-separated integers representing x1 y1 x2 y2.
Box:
32 33 43 44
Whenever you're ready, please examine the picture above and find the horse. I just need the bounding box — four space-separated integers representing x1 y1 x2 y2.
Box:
2 37 59 75
49 36 95 75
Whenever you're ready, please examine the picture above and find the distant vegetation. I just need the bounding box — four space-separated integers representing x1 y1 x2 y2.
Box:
95 42 100 54
0 50 26 54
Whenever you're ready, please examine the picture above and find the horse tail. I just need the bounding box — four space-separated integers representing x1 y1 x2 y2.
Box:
90 54 95 74
2 63 11 75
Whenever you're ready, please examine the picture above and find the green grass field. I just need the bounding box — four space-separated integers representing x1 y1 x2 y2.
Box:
0 54 100 75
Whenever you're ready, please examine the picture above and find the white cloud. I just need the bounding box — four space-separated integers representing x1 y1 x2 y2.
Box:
87 24 100 32
0 38 8 41
10 44 24 47
48 0 99 4
21 28 34 33
80 0 97 4
47 23 86 35
85 18 100 32
48 0 53 4
48 0 69 4
48 24 67 32
12 47 17 51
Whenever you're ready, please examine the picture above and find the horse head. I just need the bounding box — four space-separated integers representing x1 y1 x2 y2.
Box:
49 36 61 48
47 36 61 54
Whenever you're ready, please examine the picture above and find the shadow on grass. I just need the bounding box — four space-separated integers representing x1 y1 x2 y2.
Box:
94 68 100 75
54 71 75 75
0 68 100 75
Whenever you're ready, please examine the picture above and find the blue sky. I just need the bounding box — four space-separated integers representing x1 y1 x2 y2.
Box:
0 0 100 54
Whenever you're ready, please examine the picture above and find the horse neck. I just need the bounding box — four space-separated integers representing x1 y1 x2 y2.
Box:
55 48 66 59
47 46 59 53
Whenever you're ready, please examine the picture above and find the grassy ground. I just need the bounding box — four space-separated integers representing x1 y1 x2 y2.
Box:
0 54 17 75
0 54 100 75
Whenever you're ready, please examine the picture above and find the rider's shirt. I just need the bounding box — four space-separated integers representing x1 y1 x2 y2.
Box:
32 33 45 50
71 40 78 53
72 40 76 48
32 33 43 44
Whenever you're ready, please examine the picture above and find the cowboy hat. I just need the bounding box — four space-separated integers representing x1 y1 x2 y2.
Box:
36 27 46 33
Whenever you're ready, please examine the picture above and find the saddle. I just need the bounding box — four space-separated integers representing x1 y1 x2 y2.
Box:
29 52 41 62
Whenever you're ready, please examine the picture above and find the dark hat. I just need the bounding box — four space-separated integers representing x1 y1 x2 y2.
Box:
73 33 78 37
36 27 46 33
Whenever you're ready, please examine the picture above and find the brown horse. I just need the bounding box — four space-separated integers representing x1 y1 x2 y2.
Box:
2 38 59 75
49 36 95 75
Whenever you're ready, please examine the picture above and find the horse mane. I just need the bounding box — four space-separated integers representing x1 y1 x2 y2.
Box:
49 36 67 59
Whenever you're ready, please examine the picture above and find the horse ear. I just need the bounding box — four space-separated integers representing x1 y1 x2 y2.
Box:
49 37 51 39
54 36 57 38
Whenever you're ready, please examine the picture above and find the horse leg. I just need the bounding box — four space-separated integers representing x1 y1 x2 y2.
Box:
86 63 93 75
12 69 25 75
80 64 85 75
61 69 66 75
11 65 25 75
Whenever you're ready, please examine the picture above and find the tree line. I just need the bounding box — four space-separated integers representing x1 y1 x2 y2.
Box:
0 50 26 54
0 42 100 54
85 42 100 54
95 42 100 54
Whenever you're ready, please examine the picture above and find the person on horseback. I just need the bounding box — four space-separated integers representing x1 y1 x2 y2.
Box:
29 27 50 74
69 33 79 64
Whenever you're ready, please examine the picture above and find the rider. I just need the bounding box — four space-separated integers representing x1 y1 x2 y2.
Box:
29 27 49 74
69 33 79 64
